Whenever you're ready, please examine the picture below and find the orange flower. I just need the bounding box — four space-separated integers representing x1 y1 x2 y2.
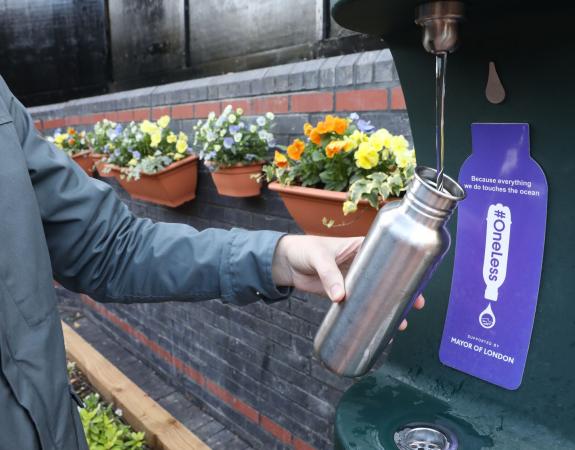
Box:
309 128 322 145
326 140 346 158
334 118 348 135
67 127 76 135
68 138 76 146
324 115 337 133
316 120 328 134
303 123 313 137
274 151 288 168
287 139 305 160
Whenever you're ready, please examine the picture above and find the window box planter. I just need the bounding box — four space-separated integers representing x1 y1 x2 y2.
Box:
211 163 264 197
71 150 94 176
110 155 199 207
91 154 116 178
269 182 398 237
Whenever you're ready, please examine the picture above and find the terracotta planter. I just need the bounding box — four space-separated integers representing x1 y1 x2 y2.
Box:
110 155 199 207
91 154 115 178
269 182 397 237
211 164 264 197
71 150 94 176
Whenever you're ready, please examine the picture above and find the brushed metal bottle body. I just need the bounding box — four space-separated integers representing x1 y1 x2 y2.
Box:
314 167 465 377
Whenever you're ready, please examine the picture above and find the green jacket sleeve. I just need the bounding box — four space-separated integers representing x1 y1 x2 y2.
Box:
5 85 289 305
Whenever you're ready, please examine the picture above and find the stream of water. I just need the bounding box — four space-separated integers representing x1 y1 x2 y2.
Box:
435 53 448 191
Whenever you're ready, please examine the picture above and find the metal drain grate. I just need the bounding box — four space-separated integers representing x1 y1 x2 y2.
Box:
394 426 453 450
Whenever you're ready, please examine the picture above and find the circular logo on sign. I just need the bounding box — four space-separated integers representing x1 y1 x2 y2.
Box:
479 303 496 329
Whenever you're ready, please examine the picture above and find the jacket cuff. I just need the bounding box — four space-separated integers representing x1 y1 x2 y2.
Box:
220 229 292 306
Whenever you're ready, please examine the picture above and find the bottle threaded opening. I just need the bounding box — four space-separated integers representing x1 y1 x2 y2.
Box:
415 166 466 201
403 166 466 221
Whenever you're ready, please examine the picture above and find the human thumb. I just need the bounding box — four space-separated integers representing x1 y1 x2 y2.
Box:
313 252 346 302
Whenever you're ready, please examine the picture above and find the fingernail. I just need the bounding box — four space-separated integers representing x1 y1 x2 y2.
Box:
330 285 344 301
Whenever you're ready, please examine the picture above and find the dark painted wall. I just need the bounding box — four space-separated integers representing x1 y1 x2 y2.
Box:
0 0 384 106
0 0 109 106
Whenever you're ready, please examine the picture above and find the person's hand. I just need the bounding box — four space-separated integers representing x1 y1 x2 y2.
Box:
271 235 425 330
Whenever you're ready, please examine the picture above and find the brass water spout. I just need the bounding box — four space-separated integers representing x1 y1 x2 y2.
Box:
415 1 465 54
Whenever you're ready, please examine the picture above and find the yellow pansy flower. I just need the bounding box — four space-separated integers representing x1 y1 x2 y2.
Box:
396 149 415 169
128 158 138 166
274 151 288 168
178 131 188 142
389 135 409 153
355 142 379 169
140 120 156 134
174 153 185 161
167 133 177 144
157 115 171 129
150 131 162 148
54 133 67 145
140 121 149 132
344 130 368 152
176 139 188 153
369 129 392 151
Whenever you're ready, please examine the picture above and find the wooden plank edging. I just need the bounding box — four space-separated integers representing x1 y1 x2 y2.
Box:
62 321 211 450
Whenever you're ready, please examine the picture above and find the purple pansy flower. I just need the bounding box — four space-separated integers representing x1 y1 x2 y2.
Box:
349 113 359 121
357 119 375 133
229 125 241 134
223 137 234 149
133 150 141 160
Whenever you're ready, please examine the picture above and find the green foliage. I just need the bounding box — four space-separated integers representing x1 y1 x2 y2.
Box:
79 393 146 450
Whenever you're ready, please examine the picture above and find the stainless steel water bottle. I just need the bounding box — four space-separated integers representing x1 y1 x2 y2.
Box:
313 166 465 377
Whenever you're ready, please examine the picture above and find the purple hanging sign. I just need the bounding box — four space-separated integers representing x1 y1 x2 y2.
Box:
439 123 547 390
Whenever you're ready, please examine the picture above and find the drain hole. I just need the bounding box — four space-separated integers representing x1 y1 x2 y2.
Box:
394 426 453 450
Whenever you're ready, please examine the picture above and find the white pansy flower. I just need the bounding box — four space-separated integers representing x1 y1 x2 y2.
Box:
228 114 237 123
234 133 243 143
236 108 244 115
265 112 275 121
219 130 226 137
208 112 216 120
256 116 266 126
258 130 269 141
249 125 257 133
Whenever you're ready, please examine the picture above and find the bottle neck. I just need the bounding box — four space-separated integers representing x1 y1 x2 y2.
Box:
400 167 465 228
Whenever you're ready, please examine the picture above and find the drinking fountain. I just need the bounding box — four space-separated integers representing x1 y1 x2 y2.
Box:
329 1 575 448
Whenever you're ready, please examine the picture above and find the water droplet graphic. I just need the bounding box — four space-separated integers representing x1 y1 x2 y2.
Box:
479 303 496 329
486 61 506 104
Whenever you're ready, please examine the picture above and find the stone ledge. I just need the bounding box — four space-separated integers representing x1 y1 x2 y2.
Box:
30 49 398 121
